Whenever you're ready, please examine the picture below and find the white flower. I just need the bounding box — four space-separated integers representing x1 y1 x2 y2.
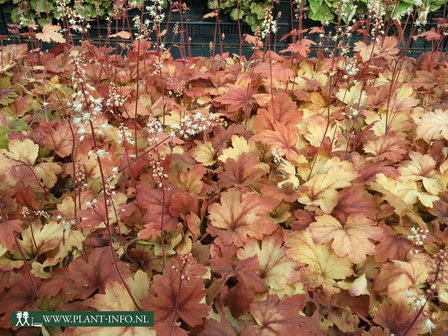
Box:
82 112 91 122
73 100 83 112
423 319 437 334
96 149 107 158
73 117 82 126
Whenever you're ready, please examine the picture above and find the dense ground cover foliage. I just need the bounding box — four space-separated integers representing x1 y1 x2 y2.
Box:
0 2 448 335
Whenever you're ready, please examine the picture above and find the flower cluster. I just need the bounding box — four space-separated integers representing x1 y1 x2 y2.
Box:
148 151 167 188
261 8 277 38
367 0 384 41
69 51 104 141
339 0 357 23
74 161 87 189
34 210 50 219
117 123 135 146
404 288 427 310
173 253 194 281
132 16 150 40
271 146 284 164
170 112 225 139
406 226 428 253
88 148 108 159
146 117 164 145
146 0 165 24
347 106 359 120
56 0 87 33
106 82 126 110
342 59 359 80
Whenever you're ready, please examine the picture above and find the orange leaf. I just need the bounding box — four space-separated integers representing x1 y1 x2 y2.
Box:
0 219 22 251
209 255 267 315
310 214 383 263
253 63 295 83
33 162 63 189
208 188 278 247
373 300 426 336
254 92 302 132
124 100 151 117
77 197 107 231
170 165 205 194
35 24 65 43
155 323 188 336
332 185 377 224
7 138 39 166
375 226 412 262
244 294 322 335
374 253 432 303
141 257 208 327
413 28 441 41
298 157 358 213
137 184 179 239
363 132 408 162
40 247 130 301
214 87 256 112
218 152 265 188
109 31 132 39
365 83 391 108
237 229 303 293
38 119 73 158
252 123 299 160
280 38 316 57
234 256 268 295
0 270 40 328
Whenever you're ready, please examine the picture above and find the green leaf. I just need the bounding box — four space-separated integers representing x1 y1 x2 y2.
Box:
0 126 9 149
38 17 49 26
230 7 244 20
9 118 28 131
0 77 11 89
396 2 413 13
309 0 324 15
39 146 53 159
0 89 17 106
309 3 334 21
245 14 258 28
34 0 53 12
47 196 61 204
249 3 266 20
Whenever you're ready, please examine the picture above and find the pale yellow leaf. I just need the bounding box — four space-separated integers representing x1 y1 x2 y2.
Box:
335 82 365 106
192 141 216 166
310 214 383 263
218 135 258 162
8 139 39 165
127 270 150 304
34 162 62 188
285 230 353 295
35 24 66 43
416 109 448 142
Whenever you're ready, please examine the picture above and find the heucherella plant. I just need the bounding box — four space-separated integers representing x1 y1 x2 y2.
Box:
1 0 448 335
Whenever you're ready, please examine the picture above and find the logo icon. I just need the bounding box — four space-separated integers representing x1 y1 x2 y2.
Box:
13 311 42 327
